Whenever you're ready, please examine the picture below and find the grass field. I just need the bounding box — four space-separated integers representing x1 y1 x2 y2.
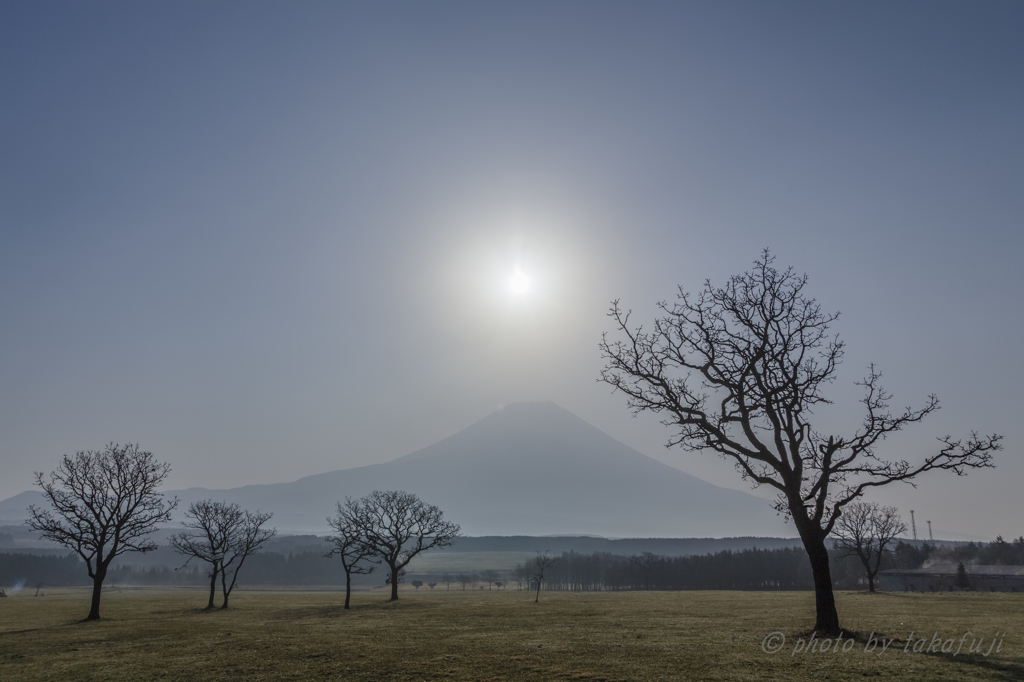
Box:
1 586 1022 681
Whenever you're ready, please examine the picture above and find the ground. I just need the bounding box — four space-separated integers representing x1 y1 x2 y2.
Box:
1 587 1021 681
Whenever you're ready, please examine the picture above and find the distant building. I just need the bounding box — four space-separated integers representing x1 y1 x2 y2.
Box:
879 564 1024 592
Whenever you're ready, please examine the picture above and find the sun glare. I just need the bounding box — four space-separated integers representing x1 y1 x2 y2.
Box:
509 271 530 294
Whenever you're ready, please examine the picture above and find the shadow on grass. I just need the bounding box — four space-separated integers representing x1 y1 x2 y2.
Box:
0 617 96 636
788 629 1024 680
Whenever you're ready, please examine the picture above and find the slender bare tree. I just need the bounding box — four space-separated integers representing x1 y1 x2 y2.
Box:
479 569 500 590
170 500 243 609
218 509 275 608
832 502 907 593
326 507 378 609
627 552 660 590
26 443 177 620
599 250 1001 634
338 491 460 601
532 551 557 603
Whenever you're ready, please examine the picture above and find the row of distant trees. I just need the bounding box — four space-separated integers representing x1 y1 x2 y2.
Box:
19 535 1024 596
25 443 279 618
23 443 460 619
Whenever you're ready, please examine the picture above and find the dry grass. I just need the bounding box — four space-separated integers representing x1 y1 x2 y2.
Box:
1 586 1022 681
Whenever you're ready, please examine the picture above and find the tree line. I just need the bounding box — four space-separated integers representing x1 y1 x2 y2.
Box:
20 442 461 619
15 536 1023 595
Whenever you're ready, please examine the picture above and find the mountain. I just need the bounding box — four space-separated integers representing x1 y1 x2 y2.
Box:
0 402 791 537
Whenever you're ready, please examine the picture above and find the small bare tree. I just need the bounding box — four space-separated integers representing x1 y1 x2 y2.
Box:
338 491 460 601
218 509 275 608
170 500 243 609
27 443 177 620
479 569 500 590
326 507 378 610
411 579 423 591
832 502 907 593
599 250 1001 633
532 551 557 603
627 552 660 590
428 582 438 590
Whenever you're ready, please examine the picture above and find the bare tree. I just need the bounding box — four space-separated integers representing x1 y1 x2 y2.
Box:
532 551 557 603
627 552 660 590
512 564 529 591
457 573 472 591
599 251 1002 634
170 500 243 609
479 569 500 590
428 582 438 590
411 579 423 591
441 573 453 590
327 505 378 610
26 443 177 620
218 509 275 608
832 502 907 593
338 491 460 601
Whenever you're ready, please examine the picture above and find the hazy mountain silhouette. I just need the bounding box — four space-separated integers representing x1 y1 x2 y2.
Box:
1 402 791 537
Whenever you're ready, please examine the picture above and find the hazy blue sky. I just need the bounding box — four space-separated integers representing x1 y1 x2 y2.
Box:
2 1 1021 538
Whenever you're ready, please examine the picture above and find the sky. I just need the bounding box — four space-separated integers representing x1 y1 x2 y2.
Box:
1 1 1021 539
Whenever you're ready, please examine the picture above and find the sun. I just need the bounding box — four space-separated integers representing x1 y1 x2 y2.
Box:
509 271 530 294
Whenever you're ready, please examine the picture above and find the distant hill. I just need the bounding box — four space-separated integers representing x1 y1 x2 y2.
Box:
0 402 792 537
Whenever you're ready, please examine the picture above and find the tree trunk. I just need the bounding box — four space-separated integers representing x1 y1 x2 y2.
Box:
389 566 399 601
207 567 218 609
344 571 351 609
866 571 876 593
220 569 230 609
87 573 104 620
535 582 541 603
802 535 840 634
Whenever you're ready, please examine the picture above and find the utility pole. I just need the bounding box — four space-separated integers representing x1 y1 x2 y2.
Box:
927 520 933 542
910 510 917 541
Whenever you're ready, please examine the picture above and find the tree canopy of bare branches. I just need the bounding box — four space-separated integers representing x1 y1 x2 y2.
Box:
217 508 275 608
832 502 907 593
337 490 460 601
171 500 245 609
532 551 557 603
171 500 274 609
599 250 1001 634
326 505 379 609
26 443 177 620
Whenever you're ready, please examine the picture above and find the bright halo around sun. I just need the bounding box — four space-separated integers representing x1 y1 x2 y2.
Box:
509 270 530 295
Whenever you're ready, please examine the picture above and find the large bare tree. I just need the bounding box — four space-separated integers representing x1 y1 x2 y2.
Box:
326 506 378 609
26 443 178 620
170 500 245 609
599 250 1001 633
338 490 460 601
832 502 907 593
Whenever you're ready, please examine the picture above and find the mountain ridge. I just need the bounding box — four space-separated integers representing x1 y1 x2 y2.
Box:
1 402 790 537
